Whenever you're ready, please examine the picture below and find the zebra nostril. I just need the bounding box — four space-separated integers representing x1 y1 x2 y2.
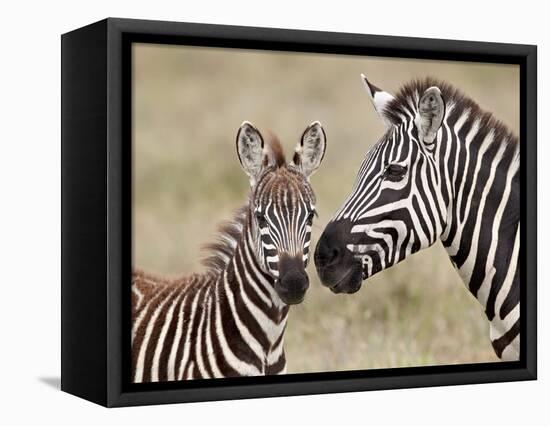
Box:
316 245 342 268
328 247 341 265
315 219 353 270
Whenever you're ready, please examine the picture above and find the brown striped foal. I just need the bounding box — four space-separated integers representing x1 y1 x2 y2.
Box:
132 121 327 382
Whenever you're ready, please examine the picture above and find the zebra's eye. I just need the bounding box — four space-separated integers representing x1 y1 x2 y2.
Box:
306 211 315 225
255 211 268 228
383 164 408 182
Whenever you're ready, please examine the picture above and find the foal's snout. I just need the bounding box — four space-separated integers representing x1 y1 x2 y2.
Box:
275 254 309 305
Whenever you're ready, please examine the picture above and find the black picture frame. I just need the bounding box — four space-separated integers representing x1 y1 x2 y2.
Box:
61 17 537 407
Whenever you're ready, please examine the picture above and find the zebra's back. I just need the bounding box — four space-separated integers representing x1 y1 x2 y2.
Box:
131 269 213 382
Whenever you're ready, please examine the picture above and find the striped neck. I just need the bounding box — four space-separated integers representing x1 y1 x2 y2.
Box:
215 209 289 373
439 107 519 320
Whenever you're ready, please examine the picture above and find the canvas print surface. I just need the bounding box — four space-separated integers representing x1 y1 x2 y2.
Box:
131 43 519 383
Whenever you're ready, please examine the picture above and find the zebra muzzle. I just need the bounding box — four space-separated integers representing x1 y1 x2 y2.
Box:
275 255 310 305
314 219 364 294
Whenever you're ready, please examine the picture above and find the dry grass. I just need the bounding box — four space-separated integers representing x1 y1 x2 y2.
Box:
132 43 518 373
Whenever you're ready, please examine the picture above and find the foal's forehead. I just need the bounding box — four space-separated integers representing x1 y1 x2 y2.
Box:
255 167 314 207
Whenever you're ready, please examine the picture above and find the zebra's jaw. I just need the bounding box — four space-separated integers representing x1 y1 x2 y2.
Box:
328 264 363 294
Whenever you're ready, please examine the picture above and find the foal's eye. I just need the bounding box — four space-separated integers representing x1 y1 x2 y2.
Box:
383 164 408 182
306 211 315 225
255 211 268 227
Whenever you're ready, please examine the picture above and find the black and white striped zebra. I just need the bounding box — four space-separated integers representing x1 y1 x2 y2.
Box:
315 76 519 360
132 121 327 382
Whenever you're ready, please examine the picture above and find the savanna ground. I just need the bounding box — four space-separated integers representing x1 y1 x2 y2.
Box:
132 44 519 373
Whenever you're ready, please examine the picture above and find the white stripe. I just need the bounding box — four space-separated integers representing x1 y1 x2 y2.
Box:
500 334 520 361
267 337 285 365
166 293 188 381
234 261 284 345
223 266 265 361
134 286 179 383
177 286 203 380
186 362 195 380
194 290 210 379
458 130 497 288
204 297 223 378
150 289 184 382
241 241 273 306
448 118 480 256
132 283 168 344
214 276 262 375
494 227 520 320
132 285 144 311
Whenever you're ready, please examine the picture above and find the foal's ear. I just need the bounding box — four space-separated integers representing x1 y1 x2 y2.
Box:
414 86 445 144
361 74 395 128
293 121 326 178
236 121 265 186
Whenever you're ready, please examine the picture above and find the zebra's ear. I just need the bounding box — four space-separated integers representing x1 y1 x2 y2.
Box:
361 74 395 128
236 121 265 186
293 121 326 178
415 86 445 144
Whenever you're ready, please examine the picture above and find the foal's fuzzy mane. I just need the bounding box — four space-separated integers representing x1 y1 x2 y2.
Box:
384 77 518 145
201 205 248 275
264 130 286 168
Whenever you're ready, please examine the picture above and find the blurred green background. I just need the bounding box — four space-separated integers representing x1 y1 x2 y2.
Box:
132 43 519 372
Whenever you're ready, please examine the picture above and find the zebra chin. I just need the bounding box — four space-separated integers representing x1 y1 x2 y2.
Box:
318 261 363 294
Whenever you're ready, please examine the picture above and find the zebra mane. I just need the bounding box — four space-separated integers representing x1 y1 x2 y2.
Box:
384 77 518 145
200 205 249 275
264 130 286 168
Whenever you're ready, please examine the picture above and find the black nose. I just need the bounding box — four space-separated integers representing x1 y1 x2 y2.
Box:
276 255 309 305
281 269 309 292
314 220 352 270
276 269 309 305
314 219 363 294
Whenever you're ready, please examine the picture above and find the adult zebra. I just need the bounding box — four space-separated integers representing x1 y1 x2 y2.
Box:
315 76 519 361
132 121 326 382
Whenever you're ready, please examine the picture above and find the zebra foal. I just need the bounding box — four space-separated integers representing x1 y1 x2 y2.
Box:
315 76 519 360
132 121 327 382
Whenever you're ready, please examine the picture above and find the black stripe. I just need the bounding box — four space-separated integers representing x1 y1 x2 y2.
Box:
186 287 209 379
208 281 240 377
491 319 520 358
131 285 173 380
199 297 215 378
142 288 182 382
157 291 186 381
172 290 193 380
500 265 520 320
